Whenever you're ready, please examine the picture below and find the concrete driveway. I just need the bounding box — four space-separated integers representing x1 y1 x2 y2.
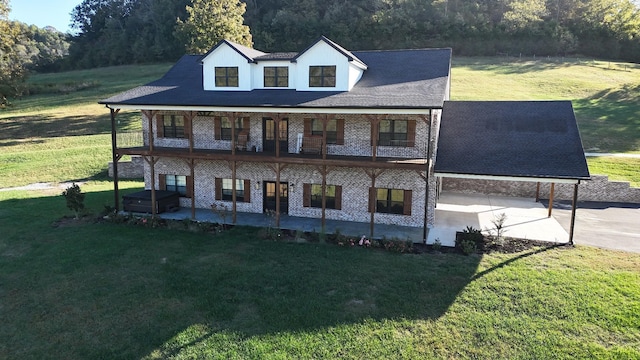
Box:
545 200 640 253
428 192 570 247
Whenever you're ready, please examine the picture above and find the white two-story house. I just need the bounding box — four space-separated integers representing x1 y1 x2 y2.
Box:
100 36 590 242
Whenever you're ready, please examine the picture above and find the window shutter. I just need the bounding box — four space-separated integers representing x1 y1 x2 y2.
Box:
244 179 251 202
159 174 166 191
215 178 222 200
156 114 164 138
368 187 375 213
403 190 412 215
303 119 312 137
303 183 311 207
186 176 194 198
214 117 222 140
334 185 342 210
336 119 344 145
184 117 192 140
407 120 416 147
242 117 250 131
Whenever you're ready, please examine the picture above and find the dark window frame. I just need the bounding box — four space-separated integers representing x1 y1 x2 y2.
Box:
378 119 408 147
375 188 406 215
264 66 289 87
165 174 187 196
221 178 245 202
215 66 239 87
162 115 185 139
310 184 337 209
220 117 244 141
311 118 338 144
309 65 336 87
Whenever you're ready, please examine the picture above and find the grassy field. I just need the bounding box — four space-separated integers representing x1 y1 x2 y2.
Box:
0 183 638 359
0 58 638 188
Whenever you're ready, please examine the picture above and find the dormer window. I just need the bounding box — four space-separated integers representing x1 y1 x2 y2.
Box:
309 66 336 87
215 67 239 87
264 66 288 87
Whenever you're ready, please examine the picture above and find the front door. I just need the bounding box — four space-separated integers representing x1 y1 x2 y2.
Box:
263 117 288 153
263 181 288 214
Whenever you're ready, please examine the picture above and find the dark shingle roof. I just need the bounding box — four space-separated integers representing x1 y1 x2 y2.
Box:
434 101 590 180
200 39 266 63
100 48 451 109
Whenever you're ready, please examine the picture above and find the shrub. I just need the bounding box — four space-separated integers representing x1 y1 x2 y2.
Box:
461 239 477 255
61 183 85 219
456 225 483 248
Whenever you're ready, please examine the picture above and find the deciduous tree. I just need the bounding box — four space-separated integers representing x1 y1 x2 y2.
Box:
176 0 252 54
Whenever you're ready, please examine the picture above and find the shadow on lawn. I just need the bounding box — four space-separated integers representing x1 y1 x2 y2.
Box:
0 190 486 358
0 112 140 141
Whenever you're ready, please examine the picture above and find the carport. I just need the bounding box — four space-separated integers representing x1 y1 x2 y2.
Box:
432 101 591 244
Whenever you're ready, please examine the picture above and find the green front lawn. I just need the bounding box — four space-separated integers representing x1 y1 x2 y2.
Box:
1 183 638 359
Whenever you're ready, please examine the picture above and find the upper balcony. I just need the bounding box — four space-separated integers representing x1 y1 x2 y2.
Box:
115 130 429 170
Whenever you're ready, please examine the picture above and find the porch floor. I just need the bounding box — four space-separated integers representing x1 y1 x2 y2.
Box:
127 192 570 247
153 208 426 242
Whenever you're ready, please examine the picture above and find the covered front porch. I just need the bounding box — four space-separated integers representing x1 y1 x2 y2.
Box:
127 191 572 247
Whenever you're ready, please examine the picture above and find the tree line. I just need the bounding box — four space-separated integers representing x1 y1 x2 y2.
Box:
64 0 640 67
2 0 640 103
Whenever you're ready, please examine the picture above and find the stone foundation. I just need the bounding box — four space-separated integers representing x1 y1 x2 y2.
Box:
442 175 640 203
108 156 144 179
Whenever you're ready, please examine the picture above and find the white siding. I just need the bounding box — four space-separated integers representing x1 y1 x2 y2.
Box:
252 60 295 89
202 44 252 91
294 41 355 92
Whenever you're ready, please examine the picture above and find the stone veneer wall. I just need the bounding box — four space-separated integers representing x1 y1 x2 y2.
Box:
108 156 144 178
144 160 429 227
441 175 640 203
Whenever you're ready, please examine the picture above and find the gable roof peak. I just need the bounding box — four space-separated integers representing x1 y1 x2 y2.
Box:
201 39 267 63
292 35 367 69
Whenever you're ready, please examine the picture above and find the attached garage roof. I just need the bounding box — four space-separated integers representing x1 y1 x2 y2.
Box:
434 101 590 182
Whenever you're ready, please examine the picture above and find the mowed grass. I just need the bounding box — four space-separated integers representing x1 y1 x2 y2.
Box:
0 184 639 359
587 157 640 187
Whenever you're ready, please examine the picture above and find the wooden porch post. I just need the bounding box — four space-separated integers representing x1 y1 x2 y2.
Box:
190 159 196 220
141 110 156 152
232 160 237 224
321 165 327 229
110 108 121 211
366 115 381 162
275 163 281 227
145 156 157 217
548 182 555 217
568 183 579 245
366 169 384 238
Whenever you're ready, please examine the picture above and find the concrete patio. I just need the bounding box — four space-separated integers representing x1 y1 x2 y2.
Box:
140 191 570 247
428 192 570 246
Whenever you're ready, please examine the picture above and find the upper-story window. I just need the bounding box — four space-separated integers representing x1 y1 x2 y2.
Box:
215 67 239 87
309 65 336 87
264 66 288 87
221 117 244 140
162 115 185 138
379 119 407 147
311 119 337 144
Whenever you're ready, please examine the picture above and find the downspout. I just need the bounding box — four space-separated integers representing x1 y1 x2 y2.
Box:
423 109 433 244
